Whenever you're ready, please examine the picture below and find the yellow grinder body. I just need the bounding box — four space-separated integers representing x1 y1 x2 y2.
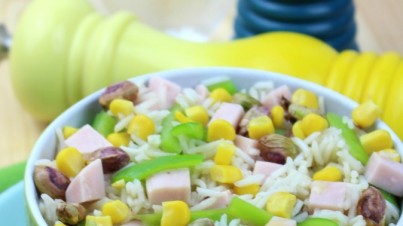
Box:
10 0 403 139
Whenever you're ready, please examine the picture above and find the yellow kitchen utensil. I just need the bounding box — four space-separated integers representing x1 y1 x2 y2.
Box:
10 0 403 139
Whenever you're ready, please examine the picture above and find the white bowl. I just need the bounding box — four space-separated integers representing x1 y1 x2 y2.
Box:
25 67 403 225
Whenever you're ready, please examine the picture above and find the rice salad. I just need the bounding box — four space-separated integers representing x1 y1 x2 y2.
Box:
33 76 403 226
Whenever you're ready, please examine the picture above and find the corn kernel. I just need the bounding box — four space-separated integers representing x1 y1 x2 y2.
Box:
175 111 192 124
209 88 232 102
62 126 77 139
54 221 66 226
210 165 242 184
109 99 134 116
292 121 305 139
214 142 236 165
111 179 126 190
360 129 393 154
247 116 274 140
301 113 328 136
56 147 85 177
207 119 236 142
127 114 156 140
85 215 112 226
185 106 209 126
271 105 285 128
161 201 190 226
352 100 381 128
233 184 260 196
107 132 130 147
313 166 343 182
102 200 130 224
378 149 401 163
266 192 296 218
291 88 319 109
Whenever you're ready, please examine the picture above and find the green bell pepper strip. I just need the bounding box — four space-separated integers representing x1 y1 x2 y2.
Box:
136 208 227 226
112 154 204 183
275 128 287 136
171 122 205 140
136 213 161 226
91 111 117 137
298 217 338 226
326 112 369 165
227 197 272 226
160 105 182 153
202 76 237 95
379 188 400 210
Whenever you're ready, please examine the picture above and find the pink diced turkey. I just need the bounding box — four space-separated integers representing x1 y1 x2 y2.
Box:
66 159 105 203
146 168 191 205
261 85 291 110
64 124 112 154
209 103 244 128
148 76 182 110
265 216 296 226
235 135 258 152
365 153 403 197
253 160 283 182
308 181 347 212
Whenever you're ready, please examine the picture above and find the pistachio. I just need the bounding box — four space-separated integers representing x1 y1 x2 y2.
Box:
188 218 215 226
34 166 70 200
258 134 298 164
99 81 139 108
232 93 261 111
288 104 322 120
280 96 291 111
239 106 269 134
88 147 130 173
56 202 86 225
357 187 386 226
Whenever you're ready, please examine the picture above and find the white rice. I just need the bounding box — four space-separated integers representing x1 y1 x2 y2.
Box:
386 201 400 225
35 159 57 168
190 197 218 211
312 209 350 226
55 128 66 151
244 81 274 102
234 174 264 187
121 179 151 214
175 88 202 109
39 194 62 225
114 114 134 132
202 97 222 116
214 214 244 226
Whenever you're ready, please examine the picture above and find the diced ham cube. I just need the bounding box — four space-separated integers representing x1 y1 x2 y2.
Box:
146 168 191 205
209 103 245 128
64 124 112 154
66 159 105 203
262 85 291 110
265 216 296 226
253 161 283 182
148 76 182 110
235 135 258 153
308 181 347 212
206 190 232 209
365 153 403 196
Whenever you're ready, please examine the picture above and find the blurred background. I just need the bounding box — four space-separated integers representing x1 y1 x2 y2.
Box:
0 0 403 168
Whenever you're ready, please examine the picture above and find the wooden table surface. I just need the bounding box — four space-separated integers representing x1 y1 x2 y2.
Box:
1 0 403 168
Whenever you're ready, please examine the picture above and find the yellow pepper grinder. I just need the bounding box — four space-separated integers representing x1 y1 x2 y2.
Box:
9 0 403 139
